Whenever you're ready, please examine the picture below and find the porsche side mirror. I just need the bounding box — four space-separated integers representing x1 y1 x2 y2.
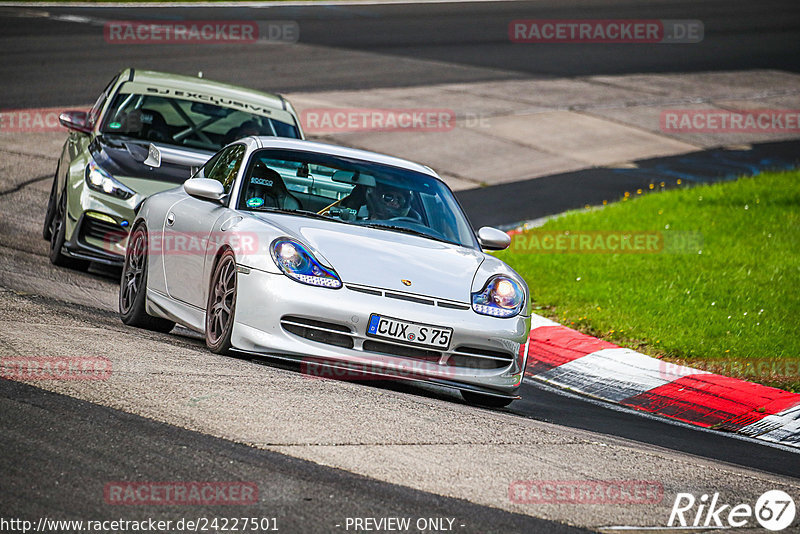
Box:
477 226 511 251
58 110 92 134
183 178 226 202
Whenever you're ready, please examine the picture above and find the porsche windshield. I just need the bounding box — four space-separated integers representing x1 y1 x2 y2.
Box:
101 92 301 151
236 149 479 248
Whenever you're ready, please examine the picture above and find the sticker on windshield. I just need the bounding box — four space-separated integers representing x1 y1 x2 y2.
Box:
108 122 122 129
246 197 265 208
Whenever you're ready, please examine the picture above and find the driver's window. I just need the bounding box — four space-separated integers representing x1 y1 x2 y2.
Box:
199 144 246 194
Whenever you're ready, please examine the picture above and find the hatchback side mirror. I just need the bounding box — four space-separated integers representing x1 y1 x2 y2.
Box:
59 110 92 133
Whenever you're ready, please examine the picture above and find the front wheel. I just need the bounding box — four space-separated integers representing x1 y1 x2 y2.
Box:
461 390 515 408
42 170 58 240
205 249 238 354
48 187 88 270
119 224 175 333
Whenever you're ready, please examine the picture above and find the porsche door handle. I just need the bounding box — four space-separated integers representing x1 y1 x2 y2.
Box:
166 212 175 226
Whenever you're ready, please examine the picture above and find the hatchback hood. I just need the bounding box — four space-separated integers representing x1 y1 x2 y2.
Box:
255 214 484 303
89 134 212 186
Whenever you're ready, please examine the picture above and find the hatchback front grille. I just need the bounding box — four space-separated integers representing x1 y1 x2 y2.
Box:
81 217 125 244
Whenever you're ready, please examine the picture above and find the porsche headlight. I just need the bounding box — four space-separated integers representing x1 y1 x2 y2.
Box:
270 238 342 289
85 160 135 200
472 275 525 318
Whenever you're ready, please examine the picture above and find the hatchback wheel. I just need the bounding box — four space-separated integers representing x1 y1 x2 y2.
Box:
48 188 88 270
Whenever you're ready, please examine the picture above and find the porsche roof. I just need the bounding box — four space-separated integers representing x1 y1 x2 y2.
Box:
251 137 440 179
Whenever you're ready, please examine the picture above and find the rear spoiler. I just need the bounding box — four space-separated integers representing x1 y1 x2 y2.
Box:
143 143 212 172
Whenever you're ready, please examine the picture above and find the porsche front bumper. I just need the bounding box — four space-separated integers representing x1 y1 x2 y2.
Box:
230 267 531 397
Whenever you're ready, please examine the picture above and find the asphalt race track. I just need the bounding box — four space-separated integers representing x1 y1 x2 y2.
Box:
1 1 799 532
1 378 586 533
1 0 799 107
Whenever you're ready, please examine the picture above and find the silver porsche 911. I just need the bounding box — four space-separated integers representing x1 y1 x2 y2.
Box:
119 137 531 406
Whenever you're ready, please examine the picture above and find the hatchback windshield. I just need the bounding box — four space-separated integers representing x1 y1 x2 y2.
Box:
101 92 301 151
236 149 478 248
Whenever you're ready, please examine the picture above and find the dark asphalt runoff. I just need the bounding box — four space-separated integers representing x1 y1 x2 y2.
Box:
458 139 800 228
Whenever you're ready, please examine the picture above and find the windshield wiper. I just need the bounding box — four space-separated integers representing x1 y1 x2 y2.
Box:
362 223 453 245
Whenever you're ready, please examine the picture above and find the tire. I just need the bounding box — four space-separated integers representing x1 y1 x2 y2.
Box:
119 224 176 333
205 249 238 354
48 186 89 270
461 390 515 408
42 170 58 240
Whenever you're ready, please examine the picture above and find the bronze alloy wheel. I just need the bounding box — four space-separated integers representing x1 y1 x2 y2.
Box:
206 249 237 353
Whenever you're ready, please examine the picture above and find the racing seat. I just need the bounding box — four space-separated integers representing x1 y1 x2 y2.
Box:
243 162 301 210
140 109 170 143
223 126 243 146
223 121 263 145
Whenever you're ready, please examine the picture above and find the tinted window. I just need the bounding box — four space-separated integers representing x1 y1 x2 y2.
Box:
195 144 246 194
237 149 479 248
88 74 119 128
101 91 301 151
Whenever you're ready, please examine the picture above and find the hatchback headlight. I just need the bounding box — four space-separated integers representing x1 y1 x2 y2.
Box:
270 238 342 289
85 160 135 200
472 275 525 318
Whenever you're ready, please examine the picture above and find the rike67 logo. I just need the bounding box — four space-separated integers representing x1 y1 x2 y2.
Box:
668 490 796 531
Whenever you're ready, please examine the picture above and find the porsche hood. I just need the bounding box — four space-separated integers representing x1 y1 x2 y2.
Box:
253 213 485 303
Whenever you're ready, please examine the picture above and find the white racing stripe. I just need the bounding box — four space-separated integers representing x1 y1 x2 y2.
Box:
738 404 800 444
536 347 706 402
529 315 559 329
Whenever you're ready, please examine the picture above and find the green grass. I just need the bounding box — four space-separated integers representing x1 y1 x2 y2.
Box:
497 170 800 392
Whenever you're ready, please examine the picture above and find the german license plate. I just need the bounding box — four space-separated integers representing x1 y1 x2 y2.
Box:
367 314 452 350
